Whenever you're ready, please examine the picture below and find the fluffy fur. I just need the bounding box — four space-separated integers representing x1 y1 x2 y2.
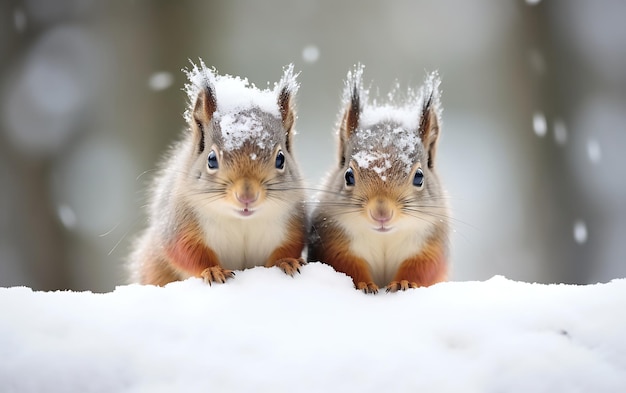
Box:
129 63 306 285
308 64 450 293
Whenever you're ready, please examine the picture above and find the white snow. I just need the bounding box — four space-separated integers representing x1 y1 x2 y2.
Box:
216 111 271 151
355 70 442 134
148 71 174 91
359 104 420 131
574 220 589 244
532 111 547 137
302 45 320 64
352 149 391 174
352 124 421 175
56 204 77 229
183 60 299 152
184 60 282 119
347 68 441 178
1 263 625 392
587 139 602 164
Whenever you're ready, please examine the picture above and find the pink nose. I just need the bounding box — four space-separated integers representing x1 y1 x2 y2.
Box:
370 209 393 225
236 193 258 205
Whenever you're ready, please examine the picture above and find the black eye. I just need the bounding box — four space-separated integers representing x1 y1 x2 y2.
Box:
275 150 285 170
344 167 355 187
207 150 219 170
413 168 424 187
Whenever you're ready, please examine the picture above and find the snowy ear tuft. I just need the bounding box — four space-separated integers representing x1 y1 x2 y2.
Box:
339 63 364 167
419 72 442 169
184 59 217 154
276 64 300 153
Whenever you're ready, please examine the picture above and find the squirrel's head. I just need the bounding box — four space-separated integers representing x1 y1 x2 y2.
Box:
182 61 302 218
332 64 446 233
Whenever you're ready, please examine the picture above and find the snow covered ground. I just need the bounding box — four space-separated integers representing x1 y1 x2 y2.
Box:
1 262 625 393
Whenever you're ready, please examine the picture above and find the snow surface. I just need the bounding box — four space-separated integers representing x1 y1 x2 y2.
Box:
1 263 625 393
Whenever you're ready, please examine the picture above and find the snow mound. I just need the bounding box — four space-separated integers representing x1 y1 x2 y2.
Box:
1 263 625 392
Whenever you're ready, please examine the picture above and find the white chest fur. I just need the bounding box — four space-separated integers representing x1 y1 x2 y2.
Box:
341 216 433 287
195 202 291 271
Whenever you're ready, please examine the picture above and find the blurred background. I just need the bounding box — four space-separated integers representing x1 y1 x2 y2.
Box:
1 0 625 292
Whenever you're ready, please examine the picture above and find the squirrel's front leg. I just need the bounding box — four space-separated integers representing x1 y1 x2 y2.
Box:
320 242 378 293
166 228 234 285
312 228 379 293
333 253 379 294
386 241 447 292
266 256 305 277
265 218 306 276
266 240 306 277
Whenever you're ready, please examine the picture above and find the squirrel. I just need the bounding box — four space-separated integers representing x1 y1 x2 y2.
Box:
129 61 307 286
308 65 450 293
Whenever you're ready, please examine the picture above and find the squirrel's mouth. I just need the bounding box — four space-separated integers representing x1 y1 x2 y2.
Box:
374 225 393 233
237 207 255 217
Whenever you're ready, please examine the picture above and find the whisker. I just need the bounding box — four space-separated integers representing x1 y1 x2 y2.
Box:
401 209 475 229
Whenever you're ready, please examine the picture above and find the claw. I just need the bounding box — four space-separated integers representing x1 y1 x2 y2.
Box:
270 257 303 277
356 281 379 294
386 280 419 292
201 266 234 285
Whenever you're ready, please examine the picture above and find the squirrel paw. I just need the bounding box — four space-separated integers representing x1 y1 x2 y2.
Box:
386 280 419 293
270 257 306 277
200 266 235 285
356 281 379 294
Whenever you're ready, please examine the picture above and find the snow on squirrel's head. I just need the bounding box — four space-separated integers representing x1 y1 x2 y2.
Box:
180 60 303 217
337 64 443 183
183 59 299 155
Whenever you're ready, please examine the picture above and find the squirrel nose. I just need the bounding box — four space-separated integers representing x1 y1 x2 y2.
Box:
235 179 259 205
236 192 258 205
370 212 392 225
369 201 393 224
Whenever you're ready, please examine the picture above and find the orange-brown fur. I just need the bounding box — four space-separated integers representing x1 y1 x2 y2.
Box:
266 216 307 275
309 221 379 293
310 218 448 294
139 256 179 287
387 235 448 292
166 220 221 276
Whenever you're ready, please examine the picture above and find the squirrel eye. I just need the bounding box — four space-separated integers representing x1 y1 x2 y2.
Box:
344 167 355 187
207 150 219 170
413 168 424 187
275 150 285 170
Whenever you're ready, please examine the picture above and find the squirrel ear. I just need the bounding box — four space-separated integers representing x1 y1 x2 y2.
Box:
184 59 217 154
339 64 363 167
191 85 217 154
277 64 299 153
418 72 442 169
